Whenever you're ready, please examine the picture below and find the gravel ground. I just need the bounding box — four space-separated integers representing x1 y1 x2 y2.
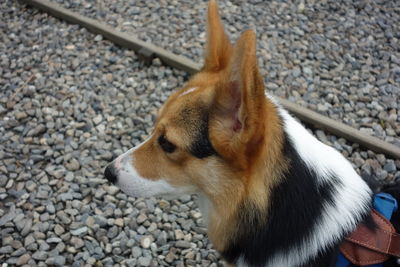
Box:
50 0 400 146
0 0 399 267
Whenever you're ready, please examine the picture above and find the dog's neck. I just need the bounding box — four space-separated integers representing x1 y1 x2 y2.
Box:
199 97 285 251
198 96 373 266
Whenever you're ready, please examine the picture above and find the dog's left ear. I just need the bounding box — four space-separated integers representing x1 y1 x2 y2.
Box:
209 30 266 168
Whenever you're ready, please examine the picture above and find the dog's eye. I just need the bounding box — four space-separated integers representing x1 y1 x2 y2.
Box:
158 135 176 153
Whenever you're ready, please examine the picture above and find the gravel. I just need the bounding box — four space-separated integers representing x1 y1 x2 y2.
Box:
50 0 400 146
0 0 399 266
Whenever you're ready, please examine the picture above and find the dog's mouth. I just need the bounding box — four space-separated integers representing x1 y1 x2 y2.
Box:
104 155 196 199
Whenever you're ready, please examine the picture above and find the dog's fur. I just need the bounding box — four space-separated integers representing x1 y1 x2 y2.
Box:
104 1 400 266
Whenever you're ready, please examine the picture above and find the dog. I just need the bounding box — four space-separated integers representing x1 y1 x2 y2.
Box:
104 1 400 266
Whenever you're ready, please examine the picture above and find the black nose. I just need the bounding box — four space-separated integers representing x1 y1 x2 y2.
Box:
104 165 117 184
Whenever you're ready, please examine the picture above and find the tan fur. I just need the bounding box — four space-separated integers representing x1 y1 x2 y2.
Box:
130 0 286 253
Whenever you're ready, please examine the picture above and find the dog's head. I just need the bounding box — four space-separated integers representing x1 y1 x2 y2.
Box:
104 0 281 206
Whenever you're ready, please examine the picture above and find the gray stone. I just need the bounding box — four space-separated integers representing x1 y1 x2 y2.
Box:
46 237 62 243
93 114 103 125
70 237 85 249
11 247 26 257
131 246 142 258
175 240 191 248
39 242 50 251
0 245 13 254
156 231 168 246
27 124 46 137
384 160 396 173
56 211 71 224
138 256 151 266
53 255 66 266
0 206 16 226
137 214 148 224
46 204 55 214
20 218 32 237
94 34 103 41
70 226 88 236
32 250 47 260
140 236 152 249
107 226 119 239
24 235 35 247
179 195 191 203
58 192 73 201
66 158 80 171
54 224 65 235
105 185 119 195
36 189 49 199
16 254 31 266
10 240 22 249
94 215 108 227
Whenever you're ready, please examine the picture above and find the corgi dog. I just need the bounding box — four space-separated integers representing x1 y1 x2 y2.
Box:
104 0 399 266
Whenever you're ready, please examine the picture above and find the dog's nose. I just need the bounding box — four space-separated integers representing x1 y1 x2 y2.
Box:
104 165 117 184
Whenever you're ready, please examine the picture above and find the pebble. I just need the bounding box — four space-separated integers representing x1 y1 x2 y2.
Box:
93 114 103 125
66 158 80 171
94 34 103 41
16 254 30 266
114 218 124 227
53 255 66 266
70 226 88 236
132 246 142 258
384 160 396 173
54 224 65 235
138 256 152 266
15 112 27 120
0 206 16 226
46 237 62 243
175 240 192 249
140 236 152 249
0 246 13 254
24 235 34 247
108 226 119 239
137 214 148 224
70 237 85 249
32 251 47 260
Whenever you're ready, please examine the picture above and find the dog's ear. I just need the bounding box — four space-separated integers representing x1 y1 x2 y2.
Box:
203 0 233 72
210 30 266 168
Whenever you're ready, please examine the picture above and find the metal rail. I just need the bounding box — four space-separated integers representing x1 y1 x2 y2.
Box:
22 0 400 159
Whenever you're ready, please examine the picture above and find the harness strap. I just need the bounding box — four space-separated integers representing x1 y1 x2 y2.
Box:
336 193 398 267
345 218 400 257
340 209 400 265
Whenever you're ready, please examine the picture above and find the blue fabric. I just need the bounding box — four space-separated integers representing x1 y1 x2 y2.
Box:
335 193 398 267
336 253 350 267
373 193 398 219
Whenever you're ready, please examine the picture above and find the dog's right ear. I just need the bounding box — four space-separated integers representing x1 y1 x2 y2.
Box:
203 0 233 72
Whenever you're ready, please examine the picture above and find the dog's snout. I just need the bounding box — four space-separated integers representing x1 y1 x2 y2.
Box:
104 165 117 184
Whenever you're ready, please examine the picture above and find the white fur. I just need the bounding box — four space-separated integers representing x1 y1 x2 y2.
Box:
236 95 372 267
178 87 198 97
110 137 194 198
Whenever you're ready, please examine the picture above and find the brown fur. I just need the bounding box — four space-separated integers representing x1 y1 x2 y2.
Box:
130 0 287 253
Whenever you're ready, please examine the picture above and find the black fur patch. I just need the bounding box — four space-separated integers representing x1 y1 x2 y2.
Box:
189 111 216 158
221 133 348 266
